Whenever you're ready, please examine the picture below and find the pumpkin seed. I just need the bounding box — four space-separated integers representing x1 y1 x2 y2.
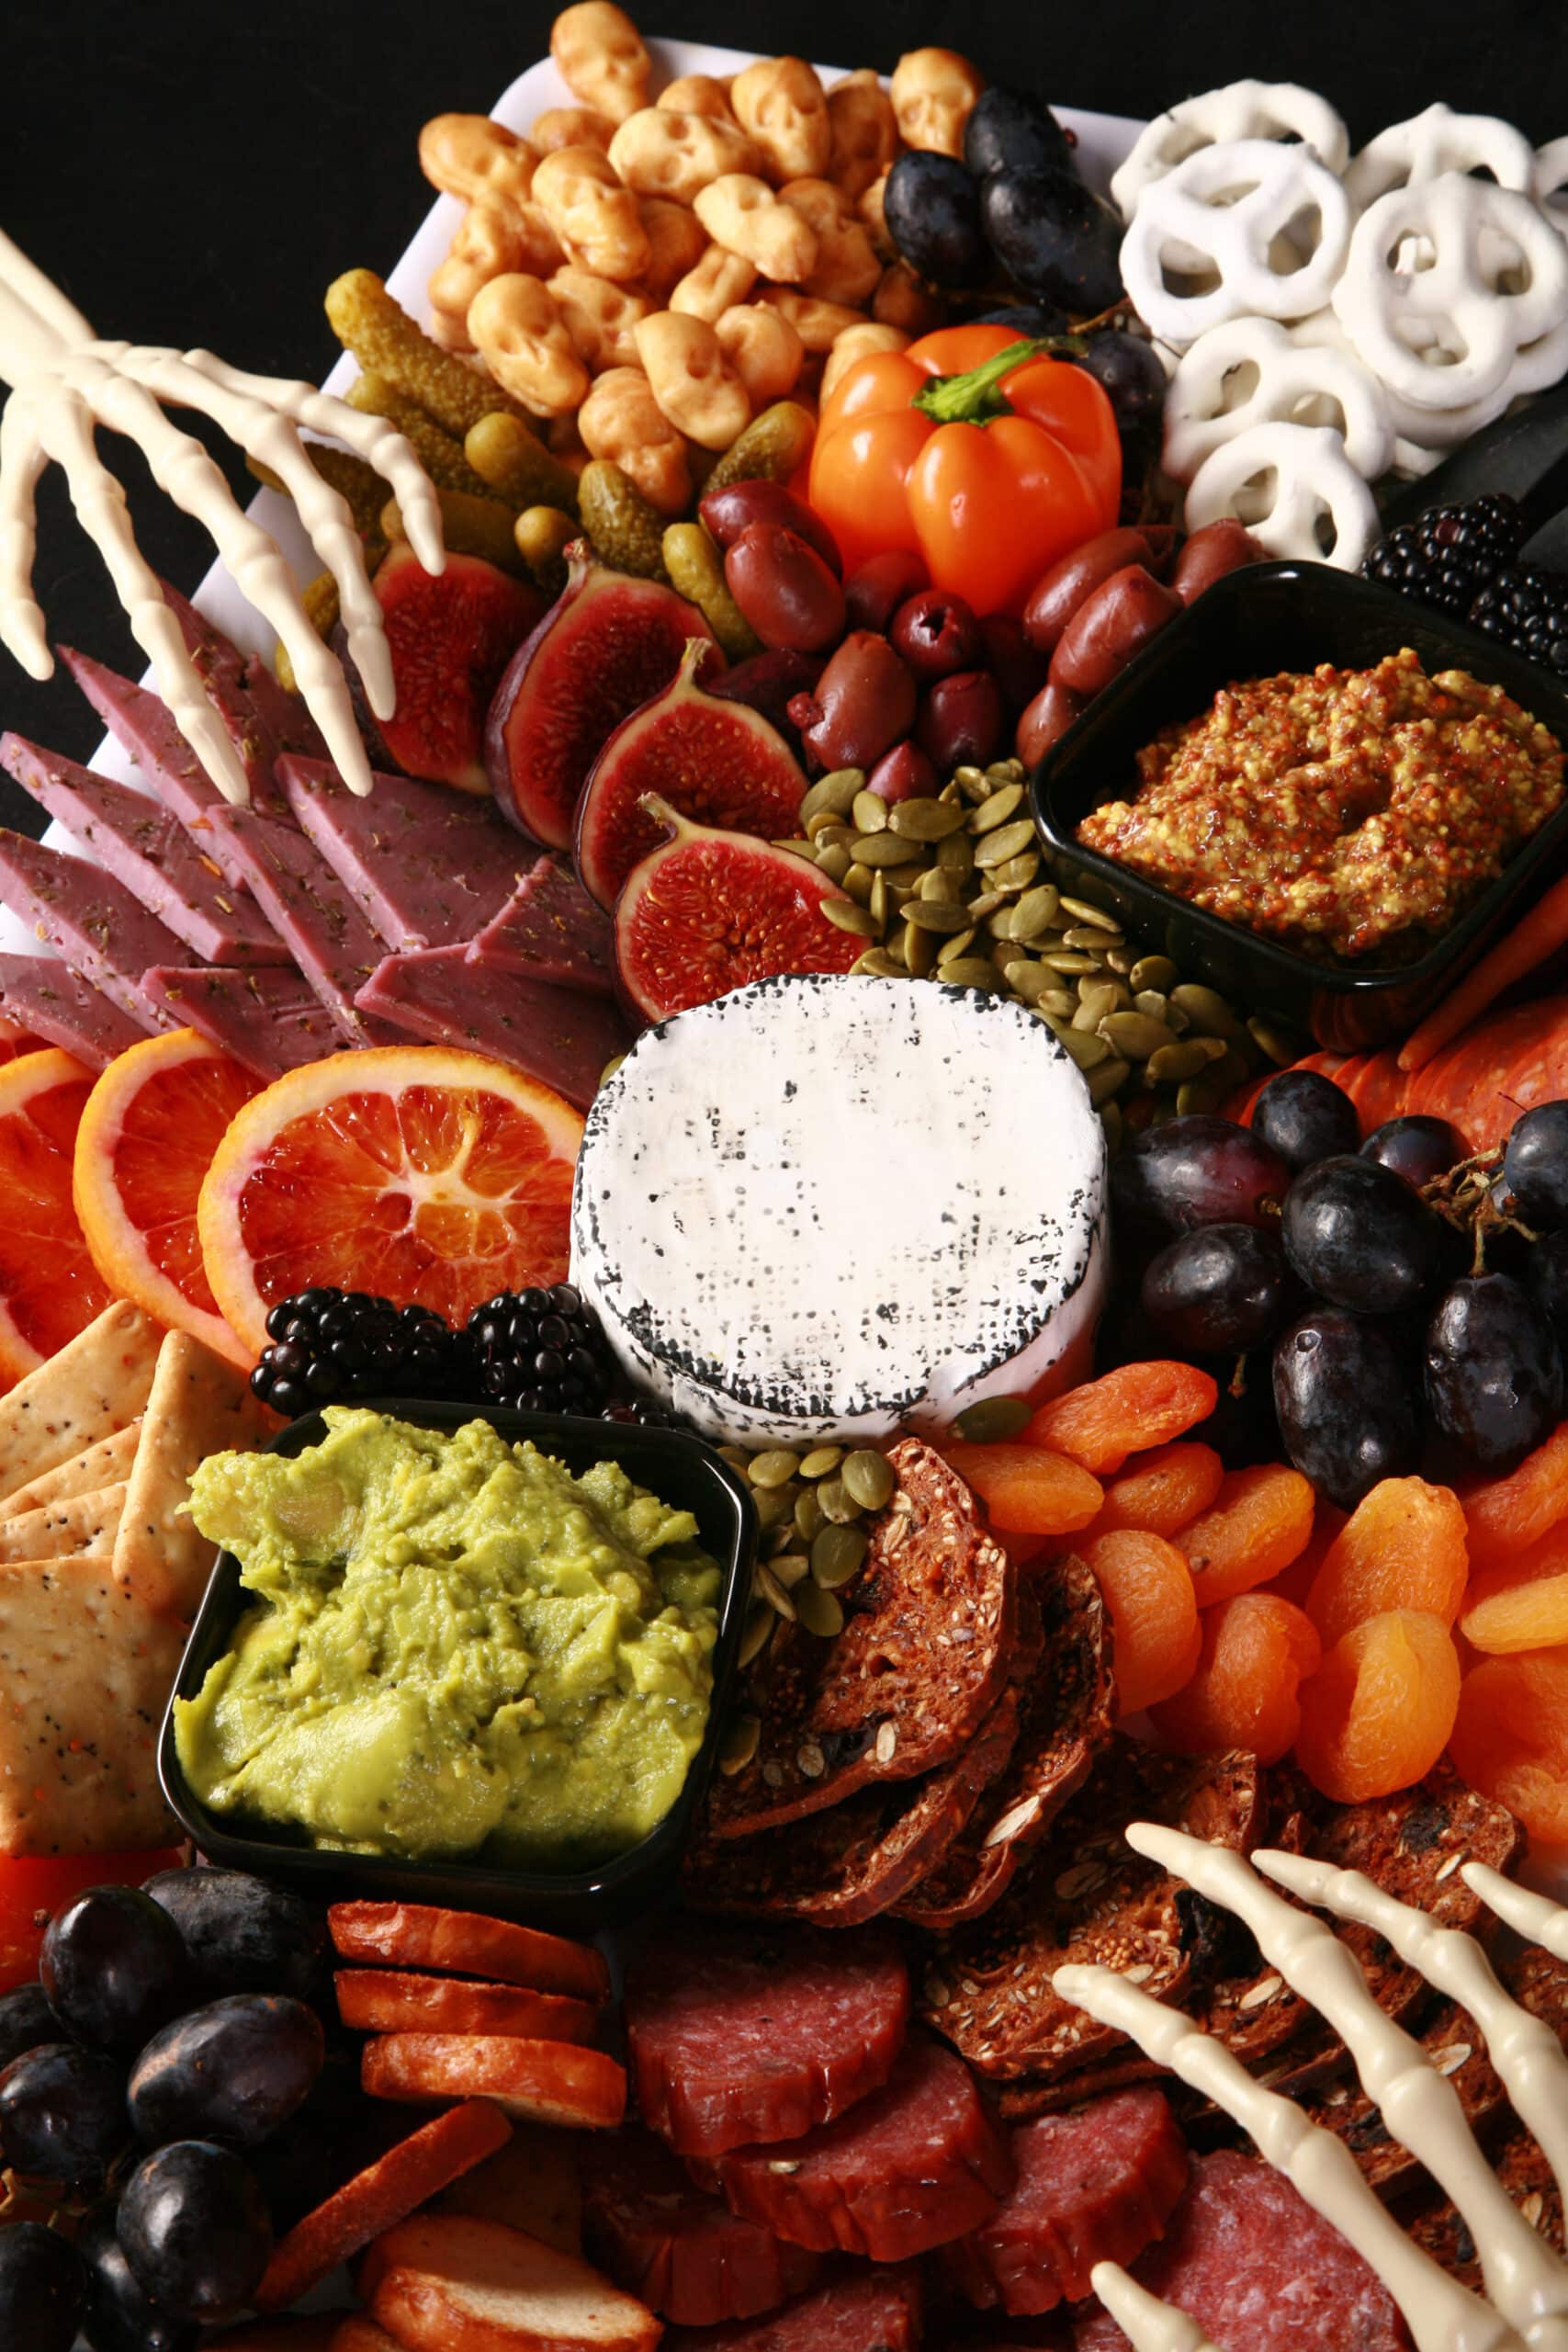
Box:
749 1448 801 1488
801 767 863 821
973 818 1037 869
816 843 852 884
1133 990 1169 1022
811 1522 869 1587
851 831 918 867
1146 1039 1215 1084
719 1713 761 1773
794 1581 845 1637
1043 950 1101 975
1088 1054 1132 1107
1073 981 1119 1032
1169 982 1242 1038
987 758 1025 780
750 1483 792 1531
1037 987 1076 1018
1100 1010 1179 1060
1193 1034 1233 1064
756 1564 796 1619
969 781 1025 832
1058 895 1121 931
806 805 850 842
820 897 879 937
719 1445 750 1472
794 1485 824 1542
852 788 889 834
1045 1019 1110 1071
954 1395 1032 1441
769 1551 811 1589
763 1516 800 1558
904 898 976 934
1010 883 1060 938
1176 1077 1223 1115
918 865 965 903
902 921 937 977
934 831 976 876
798 1445 842 1480
816 1477 862 1525
852 946 901 978
841 1449 896 1510
952 763 990 800
966 889 1006 922
739 1603 774 1668
1247 1014 1299 1066
937 957 1002 990
990 850 1041 892
936 928 978 967
1100 1099 1123 1153
889 796 968 841
885 933 909 967
843 861 874 904
1103 946 1135 977
1007 959 1057 1006
1063 924 1117 953
1130 954 1179 993
600 1054 625 1085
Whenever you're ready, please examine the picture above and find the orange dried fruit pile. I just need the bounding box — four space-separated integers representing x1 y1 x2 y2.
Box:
1294 1609 1461 1804
1176 1463 1315 1607
1450 1649 1568 1841
1150 1594 1321 1765
1082 1528 1201 1718
1305 1476 1469 1649
1025 1361 1218 1475
1463 1424 1568 1565
1087 1441 1224 1539
1461 1527 1568 1654
938 1441 1103 1536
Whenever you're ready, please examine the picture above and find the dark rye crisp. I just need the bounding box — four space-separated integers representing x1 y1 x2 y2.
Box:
705 1438 1017 1840
898 1555 1114 1931
1405 2123 1565 2294
920 1742 1262 2084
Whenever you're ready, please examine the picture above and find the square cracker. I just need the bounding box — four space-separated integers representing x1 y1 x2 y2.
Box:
0 1482 126 1562
0 1419 142 1519
114 1331 274 1620
0 1302 162 1500
0 1552 185 1855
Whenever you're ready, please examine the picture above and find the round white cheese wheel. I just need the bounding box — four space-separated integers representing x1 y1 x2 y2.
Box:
570 974 1110 1446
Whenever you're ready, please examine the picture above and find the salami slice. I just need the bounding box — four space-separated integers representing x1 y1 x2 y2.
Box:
1071 2149 1408 2352
712 2037 1014 2262
1340 1049 1409 1135
278 755 525 953
583 2130 819 2326
1404 994 1568 1149
467 855 616 996
0 955 144 1070
661 2267 923 2352
355 943 632 1112
705 1439 1017 1840
142 965 350 1080
625 1921 908 2160
948 2087 1189 2314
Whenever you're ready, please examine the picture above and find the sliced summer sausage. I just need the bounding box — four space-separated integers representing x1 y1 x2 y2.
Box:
1048 566 1183 699
662 2266 923 2351
583 2129 820 2326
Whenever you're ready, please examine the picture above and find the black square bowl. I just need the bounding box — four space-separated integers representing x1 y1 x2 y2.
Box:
158 1399 757 1938
1031 560 1568 1051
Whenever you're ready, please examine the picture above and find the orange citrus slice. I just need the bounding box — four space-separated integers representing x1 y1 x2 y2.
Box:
0 1019 44 1067
197 1046 583 1356
73 1028 261 1369
0 1047 117 1385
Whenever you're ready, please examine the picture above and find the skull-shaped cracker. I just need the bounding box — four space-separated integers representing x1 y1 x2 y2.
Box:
780 178 882 307
637 197 710 302
548 2 650 126
634 311 751 449
530 106 616 155
658 74 739 123
429 199 560 351
579 365 691 514
827 70 900 201
671 243 759 322
532 144 650 283
730 56 832 182
547 266 652 370
608 108 761 203
418 115 538 209
889 49 985 160
467 273 591 417
715 302 807 405
694 175 820 285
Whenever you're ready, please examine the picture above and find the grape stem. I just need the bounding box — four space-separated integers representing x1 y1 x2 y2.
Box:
1423 1143 1540 1273
912 334 1087 427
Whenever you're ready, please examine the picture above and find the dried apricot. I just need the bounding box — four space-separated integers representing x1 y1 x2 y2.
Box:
1088 1442 1224 1539
1269 1500 1346 1610
1150 1593 1322 1764
1026 1362 1219 1476
1176 1463 1315 1607
1460 1524 1568 1654
941 1441 1102 1537
1294 1610 1461 1804
1463 1422 1568 1566
1305 1477 1469 1650
1083 1529 1201 1718
1450 1649 1568 1840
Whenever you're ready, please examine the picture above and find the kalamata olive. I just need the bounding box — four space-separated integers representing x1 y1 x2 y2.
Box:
1022 526 1166 654
889 588 985 682
866 739 938 802
706 648 823 739
698 481 842 574
1016 678 1085 766
843 548 930 633
1048 564 1182 698
725 525 847 654
1170 518 1265 604
978 613 1050 716
790 631 918 770
915 669 1005 770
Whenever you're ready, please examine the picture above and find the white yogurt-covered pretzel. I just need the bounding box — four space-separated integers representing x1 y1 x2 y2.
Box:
1183 418 1380 569
1164 316 1393 482
1334 174 1568 412
1536 136 1568 230
1111 81 1349 224
1121 140 1354 349
1287 305 1517 460
1346 101 1536 212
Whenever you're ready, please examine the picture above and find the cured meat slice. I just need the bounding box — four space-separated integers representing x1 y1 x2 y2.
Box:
1071 2149 1408 2352
625 1920 908 2159
333 1968 599 2043
712 2037 1014 2262
1404 993 1568 1150
466 856 615 996
205 805 397 1044
355 944 632 1113
921 1743 1261 2083
361 2033 626 2129
1341 1049 1408 1135
0 735 287 967
0 955 144 1070
277 755 526 952
682 1590 1041 1927
157 577 311 804
948 2087 1190 2314
141 966 346 1080
705 1439 1017 1839
328 1900 609 2003
898 1555 1114 1930
0 830 188 1031
661 2266 923 2352
582 2129 821 2325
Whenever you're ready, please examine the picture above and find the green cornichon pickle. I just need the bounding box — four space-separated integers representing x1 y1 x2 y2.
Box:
662 523 761 660
703 402 817 498
580 460 670 580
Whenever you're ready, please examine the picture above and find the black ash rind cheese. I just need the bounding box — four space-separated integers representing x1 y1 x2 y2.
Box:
570 975 1109 1446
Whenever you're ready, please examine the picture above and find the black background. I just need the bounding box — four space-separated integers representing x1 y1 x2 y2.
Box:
6 0 1568 838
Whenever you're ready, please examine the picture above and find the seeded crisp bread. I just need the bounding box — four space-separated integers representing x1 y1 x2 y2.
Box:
0 1552 185 1853
113 1329 275 1618
0 1302 161 1499
0 1419 142 1519
0 1482 127 1562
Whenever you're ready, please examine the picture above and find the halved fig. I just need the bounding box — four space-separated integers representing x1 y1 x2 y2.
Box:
484 548 718 848
615 795 864 1023
576 640 807 911
371 544 545 794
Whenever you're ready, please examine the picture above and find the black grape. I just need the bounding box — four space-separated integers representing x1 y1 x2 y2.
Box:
1252 1069 1359 1173
0 2042 127 2187
0 2220 87 2352
76 2203 197 2352
1361 1114 1463 1189
1111 1115 1291 1244
1425 1273 1564 1472
116 2141 272 2324
141 1868 324 2000
1272 1306 1422 1508
40 1886 189 2052
1140 1224 1292 1354
129 1995 324 2149
1282 1156 1449 1315
1505 1101 1568 1229
0 1983 57 2070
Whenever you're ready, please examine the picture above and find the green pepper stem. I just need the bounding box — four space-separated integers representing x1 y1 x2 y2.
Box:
912 333 1089 426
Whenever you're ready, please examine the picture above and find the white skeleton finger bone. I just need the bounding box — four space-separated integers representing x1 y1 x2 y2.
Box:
1127 1826 1568 2350
1164 316 1393 482
0 394 51 679
1463 1862 1568 1962
1334 175 1568 412
1111 81 1349 224
1090 2261 1224 2352
1347 102 1537 212
1120 140 1353 349
1183 419 1379 569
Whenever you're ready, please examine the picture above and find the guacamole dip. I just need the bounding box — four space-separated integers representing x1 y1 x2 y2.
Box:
173 1408 722 1868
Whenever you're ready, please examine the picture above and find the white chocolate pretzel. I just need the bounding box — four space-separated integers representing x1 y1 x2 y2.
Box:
1346 102 1536 212
1164 316 1393 483
1183 419 1379 570
1287 305 1517 457
1120 140 1353 349
1536 138 1568 230
1111 81 1349 224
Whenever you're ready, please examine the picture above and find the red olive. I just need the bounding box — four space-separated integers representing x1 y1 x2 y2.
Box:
706 648 823 738
725 525 847 654
889 588 985 683
1170 519 1266 604
1022 526 1164 655
866 739 938 802
1048 564 1182 699
698 481 842 574
1016 679 1085 767
915 669 1005 771
977 613 1050 716
843 548 931 633
792 630 918 770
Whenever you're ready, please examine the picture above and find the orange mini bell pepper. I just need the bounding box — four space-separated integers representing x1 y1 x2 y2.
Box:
808 324 1122 617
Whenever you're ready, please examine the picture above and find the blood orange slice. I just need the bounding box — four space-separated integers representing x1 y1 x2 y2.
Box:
73 1029 261 1369
197 1046 583 1355
0 1047 117 1386
0 1017 44 1067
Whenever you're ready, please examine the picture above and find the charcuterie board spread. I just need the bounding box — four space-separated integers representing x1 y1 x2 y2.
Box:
13 17 1568 2352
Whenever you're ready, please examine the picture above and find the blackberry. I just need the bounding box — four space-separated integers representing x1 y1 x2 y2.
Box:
251 1288 458 1419
601 1397 680 1428
1467 564 1568 673
1362 492 1527 616
466 1283 612 1416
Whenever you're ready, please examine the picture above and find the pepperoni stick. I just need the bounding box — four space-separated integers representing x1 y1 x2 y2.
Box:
1052 1958 1527 2352
1257 1849 1568 2201
1090 2261 1224 2352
